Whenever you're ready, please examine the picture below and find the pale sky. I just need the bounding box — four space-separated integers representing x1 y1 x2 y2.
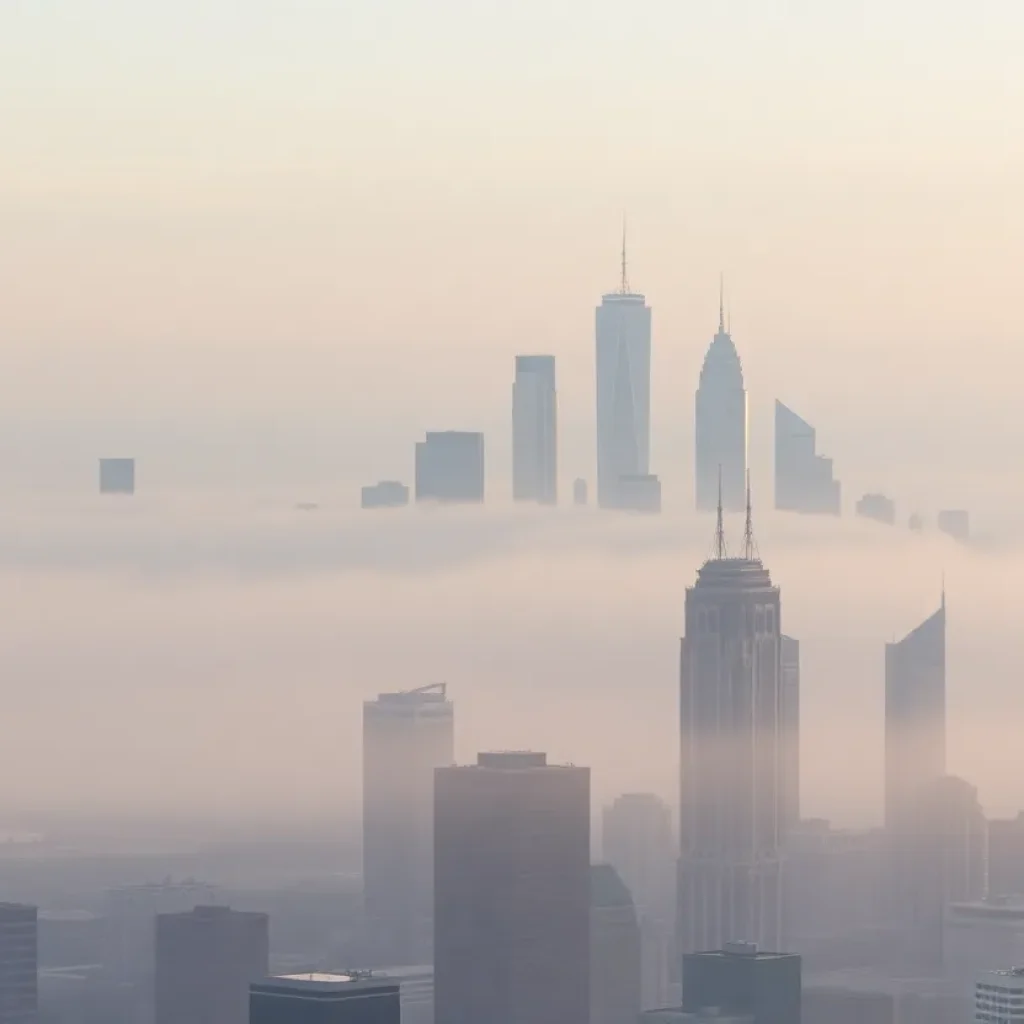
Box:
3 3 1023 510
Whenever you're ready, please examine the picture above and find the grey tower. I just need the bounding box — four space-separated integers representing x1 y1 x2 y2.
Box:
679 486 783 954
695 287 747 512
0 903 37 1024
780 636 800 839
884 599 946 831
595 233 651 510
590 864 642 1024
512 355 557 504
363 684 454 966
434 751 590 1024
774 402 840 515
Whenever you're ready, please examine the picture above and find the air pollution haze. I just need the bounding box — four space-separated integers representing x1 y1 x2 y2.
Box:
0 495 1016 826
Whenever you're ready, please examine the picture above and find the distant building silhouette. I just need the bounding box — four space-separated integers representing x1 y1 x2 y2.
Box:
99 457 135 496
602 794 674 1009
855 493 895 525
682 944 801 1024
679 489 784 954
363 684 453 966
250 974 400 1024
512 355 557 504
937 509 969 542
361 481 409 509
617 474 662 513
155 905 267 1024
988 813 1024 897
884 599 946 832
595 232 651 510
415 432 484 503
590 864 641 1024
944 900 1024 982
0 903 37 1024
574 478 589 506
773 402 840 515
434 751 590 1024
780 636 801 844
694 287 747 512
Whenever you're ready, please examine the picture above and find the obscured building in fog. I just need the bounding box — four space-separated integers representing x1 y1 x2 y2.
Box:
856 493 895 525
602 793 674 1009
434 751 590 1024
988 813 1024 897
363 684 453 966
774 402 840 515
99 457 135 495
937 509 969 542
0 902 37 1024
596 245 651 510
512 355 557 504
250 974 400 1024
616 473 661 513
574 478 588 505
414 432 484 503
682 944 800 1024
155 905 268 1024
589 864 641 1024
694 294 747 513
945 899 1024 983
374 965 433 1024
361 481 409 509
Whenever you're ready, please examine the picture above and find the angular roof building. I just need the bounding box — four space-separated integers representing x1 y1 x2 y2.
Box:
774 401 841 515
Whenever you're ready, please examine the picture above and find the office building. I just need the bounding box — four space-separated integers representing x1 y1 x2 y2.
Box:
780 636 800 842
694 289 747 512
975 969 1024 1024
679 498 784 954
512 355 557 504
250 974 400 1024
937 509 969 542
988 813 1024 897
590 864 641 1024
414 432 484 503
945 900 1024 982
773 402 840 515
601 793 674 1009
361 481 409 509
99 457 135 495
682 944 800 1024
155 905 268 1024
595 237 651 509
884 599 946 831
616 473 661 513
374 965 433 1024
856 493 896 525
574 478 588 505
0 903 37 1024
434 751 590 1024
363 684 453 966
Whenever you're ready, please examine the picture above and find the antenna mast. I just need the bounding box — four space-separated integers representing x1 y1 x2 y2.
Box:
620 216 630 294
713 465 727 560
742 470 759 561
718 273 725 334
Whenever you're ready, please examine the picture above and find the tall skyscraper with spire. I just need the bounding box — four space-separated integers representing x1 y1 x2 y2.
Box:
678 476 785 954
595 228 651 509
695 282 748 512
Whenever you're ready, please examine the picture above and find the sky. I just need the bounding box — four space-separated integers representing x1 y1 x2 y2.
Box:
1 3 1023 832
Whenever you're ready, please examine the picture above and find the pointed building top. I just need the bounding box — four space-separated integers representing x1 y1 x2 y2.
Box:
718 273 726 334
620 216 630 295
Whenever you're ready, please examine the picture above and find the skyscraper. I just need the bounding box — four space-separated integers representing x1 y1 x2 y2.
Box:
595 234 651 510
512 355 557 504
590 865 642 1024
434 751 590 1024
0 903 37 1024
155 905 268 1024
679 488 784 954
601 794 675 1009
773 402 840 515
694 287 747 512
780 636 800 840
682 944 801 1024
415 432 485 503
884 599 946 831
363 684 454 966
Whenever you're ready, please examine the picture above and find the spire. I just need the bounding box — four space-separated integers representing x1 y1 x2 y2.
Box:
941 571 946 612
713 465 727 560
742 469 759 561
718 272 726 334
620 216 630 295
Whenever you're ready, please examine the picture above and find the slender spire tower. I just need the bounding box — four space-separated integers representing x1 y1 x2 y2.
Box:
743 470 759 561
620 216 630 295
713 466 727 560
718 273 725 335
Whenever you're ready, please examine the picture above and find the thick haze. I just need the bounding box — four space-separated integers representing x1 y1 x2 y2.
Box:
1 4 1022 831
0 499 1019 829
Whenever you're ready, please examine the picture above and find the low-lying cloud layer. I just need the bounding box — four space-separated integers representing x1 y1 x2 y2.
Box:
0 495 1017 832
